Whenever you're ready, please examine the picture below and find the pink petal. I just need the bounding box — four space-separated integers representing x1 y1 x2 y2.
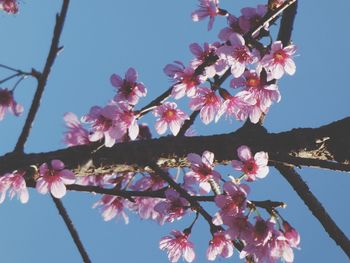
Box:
36 179 49 195
50 181 67 199
110 74 123 87
155 120 168 135
128 120 139 140
284 58 296 76
125 67 137 83
59 170 76 184
51 160 65 170
237 145 252 161
169 120 181 136
231 160 243 170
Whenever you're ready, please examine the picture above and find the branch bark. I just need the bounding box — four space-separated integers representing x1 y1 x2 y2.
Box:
275 165 350 259
1 117 349 176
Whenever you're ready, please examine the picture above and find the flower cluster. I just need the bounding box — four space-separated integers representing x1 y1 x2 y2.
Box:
0 1 301 263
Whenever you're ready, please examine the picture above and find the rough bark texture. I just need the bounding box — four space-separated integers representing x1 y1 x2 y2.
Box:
1 117 349 177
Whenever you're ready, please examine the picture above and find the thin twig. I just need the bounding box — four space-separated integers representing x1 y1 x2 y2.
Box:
269 155 350 173
251 0 297 37
275 165 350 259
51 196 92 263
14 0 70 153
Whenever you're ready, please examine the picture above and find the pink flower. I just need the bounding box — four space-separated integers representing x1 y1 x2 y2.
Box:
240 218 298 263
113 101 140 141
283 221 300 248
218 15 243 41
186 151 221 194
239 5 267 34
189 42 220 69
0 170 29 204
63 112 90 146
0 0 18 13
260 41 297 79
213 181 249 225
93 195 129 223
189 87 221 125
215 90 256 122
127 197 165 224
225 214 253 242
159 230 195 262
240 218 278 262
206 231 234 260
110 67 147 105
36 160 76 199
83 105 119 147
217 33 258 78
232 145 269 181
153 102 189 136
0 88 23 120
231 70 281 119
132 173 166 191
154 188 189 223
191 0 219 31
164 61 206 99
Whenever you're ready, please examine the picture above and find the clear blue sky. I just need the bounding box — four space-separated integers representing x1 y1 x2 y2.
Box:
0 0 349 262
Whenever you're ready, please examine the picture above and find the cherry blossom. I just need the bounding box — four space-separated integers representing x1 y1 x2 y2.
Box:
240 218 297 263
159 230 195 263
185 151 221 194
231 70 281 120
36 160 76 199
154 188 189 223
0 170 28 204
213 181 249 225
0 88 23 120
215 90 256 122
127 197 166 224
206 231 234 260
283 221 300 248
189 87 222 124
113 101 140 141
232 145 269 181
153 102 189 136
191 0 219 31
93 195 129 223
217 33 258 78
239 5 267 34
110 67 147 105
164 61 206 99
63 112 90 146
0 0 18 13
189 42 221 78
260 41 297 79
218 14 243 41
82 105 120 147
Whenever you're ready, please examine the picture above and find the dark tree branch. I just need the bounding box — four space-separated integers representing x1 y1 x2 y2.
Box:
51 196 92 263
14 0 70 153
275 165 350 259
277 0 298 45
1 117 349 176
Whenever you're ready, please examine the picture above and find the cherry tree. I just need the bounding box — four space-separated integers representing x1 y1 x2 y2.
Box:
0 0 349 262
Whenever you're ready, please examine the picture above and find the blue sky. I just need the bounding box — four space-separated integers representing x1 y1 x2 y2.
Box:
0 0 349 262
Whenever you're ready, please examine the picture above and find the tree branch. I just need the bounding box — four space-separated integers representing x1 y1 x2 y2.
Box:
275 165 350 259
51 196 92 263
1 117 349 176
14 0 70 153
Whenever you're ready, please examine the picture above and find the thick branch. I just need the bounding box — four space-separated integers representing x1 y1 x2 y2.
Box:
14 0 70 153
1 117 349 176
275 165 350 259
